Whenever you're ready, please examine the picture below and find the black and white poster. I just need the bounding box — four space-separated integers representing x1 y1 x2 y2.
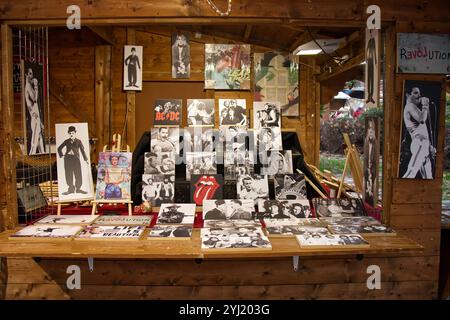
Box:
202 199 255 220
123 45 142 91
274 174 307 200
398 80 441 179
363 117 380 206
219 99 247 126
142 174 175 207
254 127 283 152
156 203 196 225
22 60 46 155
365 29 380 109
236 174 269 203
260 150 293 176
253 102 281 129
187 99 215 126
55 123 94 202
148 225 193 239
172 33 190 79
153 99 182 126
185 152 217 181
183 128 215 153
150 127 180 154
144 151 175 175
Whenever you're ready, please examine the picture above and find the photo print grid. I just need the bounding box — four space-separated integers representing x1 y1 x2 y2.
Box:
187 99 215 126
142 174 175 207
55 123 94 201
218 99 247 126
153 99 182 127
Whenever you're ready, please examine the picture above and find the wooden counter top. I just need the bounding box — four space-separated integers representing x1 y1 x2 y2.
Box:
0 228 423 259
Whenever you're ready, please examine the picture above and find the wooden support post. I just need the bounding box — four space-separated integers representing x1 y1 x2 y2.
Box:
1 24 18 230
126 28 136 149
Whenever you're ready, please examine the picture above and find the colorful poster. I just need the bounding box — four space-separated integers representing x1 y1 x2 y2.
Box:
95 152 132 201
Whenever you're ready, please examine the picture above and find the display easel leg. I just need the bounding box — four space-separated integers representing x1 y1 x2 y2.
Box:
128 203 132 216
337 152 350 198
57 203 61 215
91 203 97 215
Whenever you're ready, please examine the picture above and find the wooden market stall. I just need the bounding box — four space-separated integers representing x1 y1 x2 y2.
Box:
0 0 449 300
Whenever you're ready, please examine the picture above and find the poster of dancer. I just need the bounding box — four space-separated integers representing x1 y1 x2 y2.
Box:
123 45 143 91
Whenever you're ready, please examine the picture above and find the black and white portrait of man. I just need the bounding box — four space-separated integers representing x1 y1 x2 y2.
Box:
399 80 441 180
172 33 190 79
187 99 215 126
55 123 94 201
363 117 379 206
22 60 46 155
365 29 379 108
253 102 281 129
123 45 143 91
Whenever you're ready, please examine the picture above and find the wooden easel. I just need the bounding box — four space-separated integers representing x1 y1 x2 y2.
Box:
337 133 364 198
91 134 133 216
296 169 328 199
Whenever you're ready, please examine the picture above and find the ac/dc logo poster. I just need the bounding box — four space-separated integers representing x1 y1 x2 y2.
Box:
190 174 223 206
153 99 182 126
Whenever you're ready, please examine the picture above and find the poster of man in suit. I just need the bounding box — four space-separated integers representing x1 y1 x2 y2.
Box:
363 117 380 206
123 45 143 91
365 29 380 109
22 60 46 155
172 33 190 79
55 123 94 202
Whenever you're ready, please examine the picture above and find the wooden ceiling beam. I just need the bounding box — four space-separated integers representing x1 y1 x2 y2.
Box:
87 26 116 45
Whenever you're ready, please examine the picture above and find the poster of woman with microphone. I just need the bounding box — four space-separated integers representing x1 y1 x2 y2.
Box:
398 80 442 179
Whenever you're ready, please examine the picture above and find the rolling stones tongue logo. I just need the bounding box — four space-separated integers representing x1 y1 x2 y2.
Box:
193 176 220 205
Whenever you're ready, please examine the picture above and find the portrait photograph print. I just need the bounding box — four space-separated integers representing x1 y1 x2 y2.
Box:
253 102 281 129
254 52 299 116
398 80 441 179
144 151 175 175
153 99 182 127
363 117 380 206
172 33 190 79
22 60 46 155
185 152 217 181
148 225 193 239
260 150 293 176
95 152 132 201
55 123 94 202
123 45 142 91
187 99 215 126
365 29 380 109
219 99 247 126
254 127 283 152
142 174 175 207
203 199 255 220
183 127 215 153
204 43 251 90
150 127 180 154
274 174 307 200
236 174 269 203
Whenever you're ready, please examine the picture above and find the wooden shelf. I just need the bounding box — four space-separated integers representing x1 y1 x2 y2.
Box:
0 228 423 260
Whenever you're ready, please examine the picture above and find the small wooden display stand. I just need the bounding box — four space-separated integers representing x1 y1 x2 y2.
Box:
55 180 95 215
91 134 133 216
337 133 364 198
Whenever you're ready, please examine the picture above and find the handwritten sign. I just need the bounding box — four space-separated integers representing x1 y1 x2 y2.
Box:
397 33 450 74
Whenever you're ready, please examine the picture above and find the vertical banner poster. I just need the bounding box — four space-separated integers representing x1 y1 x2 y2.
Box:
172 33 190 79
123 45 143 91
363 117 380 206
22 60 46 155
398 80 441 180
55 123 94 202
365 29 380 109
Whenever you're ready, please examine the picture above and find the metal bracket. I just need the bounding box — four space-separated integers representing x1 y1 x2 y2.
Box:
293 256 300 271
87 257 94 272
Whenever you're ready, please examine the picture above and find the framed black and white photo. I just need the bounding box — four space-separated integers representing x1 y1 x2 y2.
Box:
257 199 312 219
274 174 307 200
187 99 215 126
365 29 380 109
123 45 142 91
142 174 175 207
55 123 94 202
22 60 46 155
236 174 269 203
17 186 47 213
183 128 215 153
153 99 182 127
144 151 175 175
156 203 196 225
313 198 366 218
253 102 281 129
363 117 380 206
260 150 293 176
398 80 441 179
218 99 247 126
150 127 180 154
172 33 190 79
202 199 255 220
185 152 217 181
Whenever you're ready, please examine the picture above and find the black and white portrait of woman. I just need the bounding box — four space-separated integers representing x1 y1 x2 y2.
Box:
399 80 441 180
172 33 190 79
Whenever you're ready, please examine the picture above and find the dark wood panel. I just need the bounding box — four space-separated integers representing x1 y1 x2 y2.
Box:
392 179 443 204
390 215 441 229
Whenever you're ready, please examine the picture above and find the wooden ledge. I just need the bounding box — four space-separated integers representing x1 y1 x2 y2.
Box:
0 228 423 260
